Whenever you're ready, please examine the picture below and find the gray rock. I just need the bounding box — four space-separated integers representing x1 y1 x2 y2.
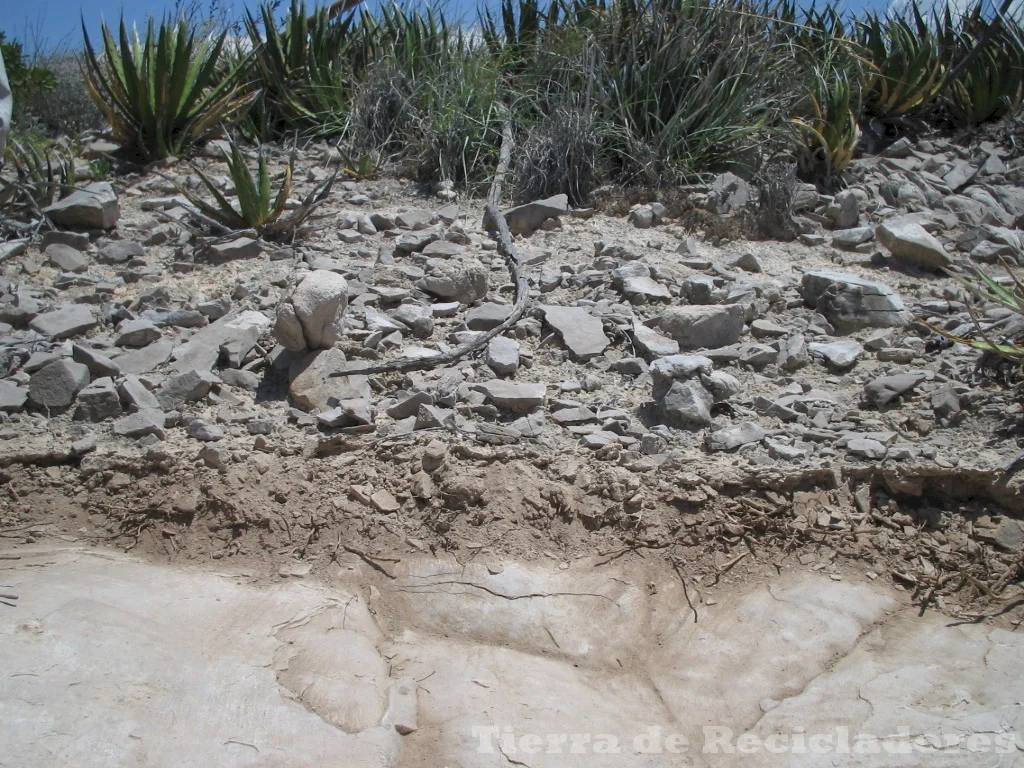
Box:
158 370 219 410
876 220 951 270
219 368 260 391
628 206 655 229
496 194 568 236
317 399 373 428
658 305 745 350
0 380 27 412
117 375 161 411
288 347 370 412
43 181 119 230
45 243 88 272
727 252 762 273
72 344 121 377
477 380 546 412
486 336 520 377
42 230 90 251
28 305 97 340
649 355 714 393
387 391 433 419
392 304 434 338
632 322 679 359
706 172 749 214
395 210 434 230
414 403 454 430
826 190 860 229
275 270 348 352
801 271 909 331
540 305 609 359
113 409 167 439
188 419 225 441
847 438 886 460
172 310 272 373
198 297 232 320
659 379 714 427
466 303 513 331
863 372 925 408
706 421 765 451
832 227 875 250
116 319 162 348
930 386 961 420
113 339 173 375
203 237 261 261
417 261 489 304
619 275 672 302
700 370 742 402
74 377 122 422
97 240 144 264
28 359 91 409
808 339 864 369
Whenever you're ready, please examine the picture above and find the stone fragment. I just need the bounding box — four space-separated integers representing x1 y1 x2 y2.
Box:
381 678 418 735
496 194 568 235
288 347 370 412
417 261 489 304
203 237 261 261
801 271 909 331
74 377 123 422
45 243 88 272
113 409 166 439
876 220 951 270
97 240 144 264
72 344 121 377
658 305 745 350
118 375 161 411
28 359 91 409
706 421 765 451
28 305 97 340
466 303 513 331
275 270 348 352
158 370 219 410
188 420 224 441
863 372 926 408
116 319 162 348
632 322 679 359
477 380 546 412
485 336 520 377
540 305 609 359
808 339 864 369
660 379 713 427
43 181 119 230
0 380 28 412
172 310 272 372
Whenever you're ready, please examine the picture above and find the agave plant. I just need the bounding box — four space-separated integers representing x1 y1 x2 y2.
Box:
940 6 1024 127
857 8 944 119
169 137 337 240
790 66 861 183
81 17 254 161
925 261 1024 362
0 138 76 219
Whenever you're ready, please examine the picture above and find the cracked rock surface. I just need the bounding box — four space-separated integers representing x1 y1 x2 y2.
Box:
2 546 1021 768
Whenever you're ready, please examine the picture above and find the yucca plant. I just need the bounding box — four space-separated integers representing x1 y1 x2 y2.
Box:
168 137 338 240
857 8 944 119
81 16 254 161
925 261 1024 362
790 65 862 183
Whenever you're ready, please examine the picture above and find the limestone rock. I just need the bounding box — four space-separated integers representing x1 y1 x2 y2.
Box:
275 270 349 352
28 359 91 409
43 182 119 230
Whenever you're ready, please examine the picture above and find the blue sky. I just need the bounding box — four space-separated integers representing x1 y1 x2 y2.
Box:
4 0 888 54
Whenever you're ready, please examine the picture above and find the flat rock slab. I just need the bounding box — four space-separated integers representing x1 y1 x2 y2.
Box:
801 271 909 332
172 310 272 373
28 305 97 340
540 305 609 359
2 548 1021 768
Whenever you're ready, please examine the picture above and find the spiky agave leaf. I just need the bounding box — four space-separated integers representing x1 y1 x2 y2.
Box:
81 16 254 161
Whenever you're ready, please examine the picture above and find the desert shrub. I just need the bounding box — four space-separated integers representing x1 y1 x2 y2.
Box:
14 52 105 136
513 105 602 205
